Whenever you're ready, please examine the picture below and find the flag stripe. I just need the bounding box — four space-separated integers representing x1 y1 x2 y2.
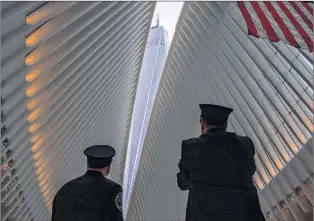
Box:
244 1 266 38
271 2 309 50
277 2 313 51
258 2 287 42
301 1 313 14
263 2 300 48
289 2 313 31
251 1 280 42
284 2 313 44
237 1 313 52
237 1 259 37
296 2 312 22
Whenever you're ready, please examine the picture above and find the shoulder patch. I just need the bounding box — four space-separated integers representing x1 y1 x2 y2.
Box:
115 192 122 212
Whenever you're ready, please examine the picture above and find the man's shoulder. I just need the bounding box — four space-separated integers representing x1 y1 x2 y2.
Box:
236 135 255 154
104 179 123 212
182 134 255 148
236 135 254 146
54 177 80 199
103 177 122 188
181 137 207 153
183 137 203 145
58 175 121 191
99 177 122 194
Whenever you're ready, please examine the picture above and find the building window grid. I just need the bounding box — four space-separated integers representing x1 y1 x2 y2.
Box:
145 39 165 49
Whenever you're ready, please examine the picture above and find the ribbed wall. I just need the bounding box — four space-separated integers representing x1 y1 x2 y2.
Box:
1 1 155 221
127 2 313 221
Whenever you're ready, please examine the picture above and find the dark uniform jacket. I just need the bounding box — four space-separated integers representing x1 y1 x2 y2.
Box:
51 170 123 221
177 128 266 221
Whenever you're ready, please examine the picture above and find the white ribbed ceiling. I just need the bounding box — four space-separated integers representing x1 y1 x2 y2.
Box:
126 2 313 221
1 1 155 221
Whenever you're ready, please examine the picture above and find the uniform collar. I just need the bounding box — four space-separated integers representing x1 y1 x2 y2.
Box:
199 128 234 138
85 170 104 178
207 127 226 133
198 128 226 137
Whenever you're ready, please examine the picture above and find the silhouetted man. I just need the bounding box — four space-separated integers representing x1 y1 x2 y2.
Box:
177 104 265 221
52 145 123 221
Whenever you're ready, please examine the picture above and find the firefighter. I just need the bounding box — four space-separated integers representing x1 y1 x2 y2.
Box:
51 145 123 221
177 104 265 221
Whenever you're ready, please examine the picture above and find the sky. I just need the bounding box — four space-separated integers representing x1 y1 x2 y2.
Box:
151 2 184 43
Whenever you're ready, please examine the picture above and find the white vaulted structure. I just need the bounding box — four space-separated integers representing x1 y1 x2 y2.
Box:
127 2 313 221
1 1 155 221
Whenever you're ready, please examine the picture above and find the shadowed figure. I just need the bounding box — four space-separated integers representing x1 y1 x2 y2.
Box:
177 104 266 221
51 145 123 221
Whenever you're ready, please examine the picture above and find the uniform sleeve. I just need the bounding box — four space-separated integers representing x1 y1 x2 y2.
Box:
176 141 190 191
108 185 123 221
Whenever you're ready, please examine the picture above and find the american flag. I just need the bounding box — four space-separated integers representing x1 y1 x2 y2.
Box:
237 1 313 52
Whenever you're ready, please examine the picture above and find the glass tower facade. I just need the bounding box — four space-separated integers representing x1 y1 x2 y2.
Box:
123 23 169 214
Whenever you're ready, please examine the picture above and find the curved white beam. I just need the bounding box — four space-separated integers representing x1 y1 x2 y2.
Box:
127 2 313 221
0 2 155 220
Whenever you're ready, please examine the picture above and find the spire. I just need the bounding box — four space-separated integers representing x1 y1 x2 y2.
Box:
157 14 159 27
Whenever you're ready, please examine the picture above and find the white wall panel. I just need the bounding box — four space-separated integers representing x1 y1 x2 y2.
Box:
127 2 313 221
1 1 155 221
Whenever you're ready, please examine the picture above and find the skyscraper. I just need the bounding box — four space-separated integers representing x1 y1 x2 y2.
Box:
123 17 169 215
